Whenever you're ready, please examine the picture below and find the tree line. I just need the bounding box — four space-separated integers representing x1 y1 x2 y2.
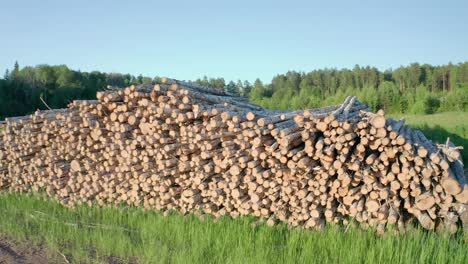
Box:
1 62 467 119
194 63 468 114
0 63 155 119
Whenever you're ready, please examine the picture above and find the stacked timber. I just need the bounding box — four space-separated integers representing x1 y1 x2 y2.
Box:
0 78 466 234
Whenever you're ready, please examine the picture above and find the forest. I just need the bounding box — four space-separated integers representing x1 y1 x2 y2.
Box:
195 63 468 114
0 62 467 119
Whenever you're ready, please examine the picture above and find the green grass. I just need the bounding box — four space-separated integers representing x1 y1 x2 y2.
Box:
0 193 466 264
390 112 468 164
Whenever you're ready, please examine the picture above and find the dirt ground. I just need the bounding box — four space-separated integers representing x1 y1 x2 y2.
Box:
0 236 136 264
0 236 56 264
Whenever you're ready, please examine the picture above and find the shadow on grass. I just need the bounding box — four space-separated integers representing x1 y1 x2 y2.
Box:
413 124 468 164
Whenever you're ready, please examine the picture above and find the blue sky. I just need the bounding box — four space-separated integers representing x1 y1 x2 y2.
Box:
1 0 467 82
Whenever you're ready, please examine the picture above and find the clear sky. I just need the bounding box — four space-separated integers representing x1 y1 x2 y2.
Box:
1 0 467 82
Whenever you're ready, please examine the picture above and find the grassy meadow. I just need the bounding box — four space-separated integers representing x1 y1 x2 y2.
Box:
0 112 467 263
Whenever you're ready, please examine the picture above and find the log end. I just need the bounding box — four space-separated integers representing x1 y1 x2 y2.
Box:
371 115 386 129
441 177 462 195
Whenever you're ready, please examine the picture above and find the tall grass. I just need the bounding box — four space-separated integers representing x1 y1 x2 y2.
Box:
0 193 466 264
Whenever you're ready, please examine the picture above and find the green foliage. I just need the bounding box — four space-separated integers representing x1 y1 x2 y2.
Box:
1 62 468 119
194 76 225 91
248 62 468 114
399 96 409 114
357 86 380 111
409 100 427 115
0 63 153 119
425 96 441 114
440 85 468 112
403 84 441 114
225 80 240 96
377 81 401 113
0 193 466 264
249 79 269 101
241 80 253 97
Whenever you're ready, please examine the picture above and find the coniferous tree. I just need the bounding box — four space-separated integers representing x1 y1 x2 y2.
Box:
242 80 252 97
225 81 240 96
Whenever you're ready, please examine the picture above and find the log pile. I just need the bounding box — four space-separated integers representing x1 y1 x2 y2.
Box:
0 78 466 234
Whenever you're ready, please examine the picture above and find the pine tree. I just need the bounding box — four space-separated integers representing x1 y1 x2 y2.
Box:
225 81 240 96
242 80 252 97
11 61 20 79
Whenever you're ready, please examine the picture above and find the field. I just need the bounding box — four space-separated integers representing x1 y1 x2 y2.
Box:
0 112 467 263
